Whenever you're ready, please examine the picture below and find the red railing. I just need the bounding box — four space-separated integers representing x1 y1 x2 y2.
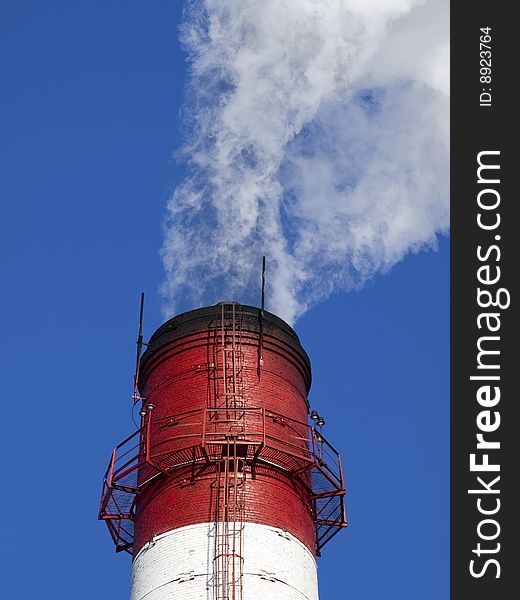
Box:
99 407 346 554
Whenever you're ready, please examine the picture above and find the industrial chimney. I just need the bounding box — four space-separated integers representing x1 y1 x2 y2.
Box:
99 302 346 599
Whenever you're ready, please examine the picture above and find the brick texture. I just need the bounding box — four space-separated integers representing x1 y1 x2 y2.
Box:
134 304 317 558
131 523 318 600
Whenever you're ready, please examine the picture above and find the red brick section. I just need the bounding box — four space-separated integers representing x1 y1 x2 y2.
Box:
134 304 315 556
134 467 315 553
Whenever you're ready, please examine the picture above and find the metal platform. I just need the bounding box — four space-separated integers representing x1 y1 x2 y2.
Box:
99 406 347 555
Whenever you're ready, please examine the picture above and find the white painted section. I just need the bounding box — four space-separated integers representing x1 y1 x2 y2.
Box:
131 522 318 600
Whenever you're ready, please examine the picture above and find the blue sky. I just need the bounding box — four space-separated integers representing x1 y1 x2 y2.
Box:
0 2 448 599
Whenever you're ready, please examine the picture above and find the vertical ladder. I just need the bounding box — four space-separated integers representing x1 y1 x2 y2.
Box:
213 440 245 600
212 304 246 600
217 303 245 416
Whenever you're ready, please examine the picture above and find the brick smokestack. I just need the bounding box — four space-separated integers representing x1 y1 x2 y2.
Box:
100 302 346 599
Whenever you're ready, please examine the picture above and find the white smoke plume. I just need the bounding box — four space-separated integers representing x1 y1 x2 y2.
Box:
162 0 449 324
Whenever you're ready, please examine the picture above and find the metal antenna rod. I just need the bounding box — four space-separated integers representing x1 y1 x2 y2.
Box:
261 256 266 312
133 292 145 403
258 257 266 374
